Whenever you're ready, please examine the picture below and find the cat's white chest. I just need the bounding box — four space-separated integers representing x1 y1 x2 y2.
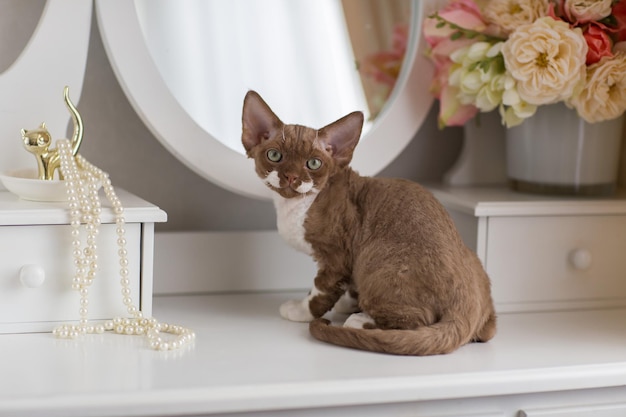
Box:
273 193 318 255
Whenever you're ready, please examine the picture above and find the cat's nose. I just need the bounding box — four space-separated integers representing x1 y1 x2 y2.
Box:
283 173 298 184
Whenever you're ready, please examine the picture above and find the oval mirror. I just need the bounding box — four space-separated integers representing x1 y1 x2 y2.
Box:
96 0 434 200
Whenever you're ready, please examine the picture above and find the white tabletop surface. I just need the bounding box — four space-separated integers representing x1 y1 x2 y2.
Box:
0 189 166 225
2 292 626 417
426 184 626 217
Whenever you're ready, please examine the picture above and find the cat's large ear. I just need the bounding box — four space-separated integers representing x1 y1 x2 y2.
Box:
241 91 283 155
318 111 364 167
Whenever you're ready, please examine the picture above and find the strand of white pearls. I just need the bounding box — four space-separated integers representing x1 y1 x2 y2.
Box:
52 139 195 350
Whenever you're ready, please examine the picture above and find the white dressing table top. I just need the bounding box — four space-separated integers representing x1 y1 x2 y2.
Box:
1 292 626 416
427 184 626 217
0 189 166 225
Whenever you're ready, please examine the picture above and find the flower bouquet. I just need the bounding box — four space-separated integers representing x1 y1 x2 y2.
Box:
423 0 626 128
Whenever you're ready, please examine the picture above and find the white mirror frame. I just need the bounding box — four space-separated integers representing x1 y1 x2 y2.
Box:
96 0 433 200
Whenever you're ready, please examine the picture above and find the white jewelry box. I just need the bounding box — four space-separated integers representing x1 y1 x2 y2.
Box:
0 189 166 333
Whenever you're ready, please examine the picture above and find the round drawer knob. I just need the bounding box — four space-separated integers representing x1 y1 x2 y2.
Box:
19 265 46 288
569 249 592 270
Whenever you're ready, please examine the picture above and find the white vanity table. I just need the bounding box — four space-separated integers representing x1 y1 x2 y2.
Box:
1 292 626 417
2 186 626 417
2 0 625 415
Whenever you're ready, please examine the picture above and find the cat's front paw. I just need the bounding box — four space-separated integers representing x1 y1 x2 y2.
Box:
280 299 314 322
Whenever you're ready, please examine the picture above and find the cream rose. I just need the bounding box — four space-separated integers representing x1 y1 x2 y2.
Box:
483 0 550 35
501 17 588 106
564 0 613 23
569 52 626 123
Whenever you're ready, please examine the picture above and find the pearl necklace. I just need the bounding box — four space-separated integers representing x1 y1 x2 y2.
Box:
52 139 195 351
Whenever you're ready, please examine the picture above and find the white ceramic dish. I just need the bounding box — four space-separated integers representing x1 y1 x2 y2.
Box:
0 168 68 202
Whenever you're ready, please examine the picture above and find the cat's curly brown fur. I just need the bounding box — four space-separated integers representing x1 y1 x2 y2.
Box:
242 90 496 356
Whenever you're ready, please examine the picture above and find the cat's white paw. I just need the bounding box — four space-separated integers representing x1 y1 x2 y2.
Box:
343 312 375 329
332 291 360 314
280 299 314 322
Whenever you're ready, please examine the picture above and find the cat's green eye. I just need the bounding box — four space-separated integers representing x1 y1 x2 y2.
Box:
267 149 282 162
306 158 322 170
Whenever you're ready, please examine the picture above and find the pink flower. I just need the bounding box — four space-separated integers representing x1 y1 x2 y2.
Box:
432 59 479 127
423 0 488 73
423 0 487 48
438 84 479 127
423 0 487 126
584 22 614 64
361 52 403 88
361 24 408 88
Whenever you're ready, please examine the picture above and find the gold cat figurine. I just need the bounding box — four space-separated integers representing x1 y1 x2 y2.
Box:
21 86 84 180
242 90 496 356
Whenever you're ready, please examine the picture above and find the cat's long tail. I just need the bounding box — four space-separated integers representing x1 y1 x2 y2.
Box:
309 316 494 356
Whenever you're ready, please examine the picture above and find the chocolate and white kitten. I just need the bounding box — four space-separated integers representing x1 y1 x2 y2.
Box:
241 91 496 356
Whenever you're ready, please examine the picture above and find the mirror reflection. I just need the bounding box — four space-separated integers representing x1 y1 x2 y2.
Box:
135 0 410 153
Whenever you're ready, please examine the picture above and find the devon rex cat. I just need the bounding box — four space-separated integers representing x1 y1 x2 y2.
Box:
241 90 496 355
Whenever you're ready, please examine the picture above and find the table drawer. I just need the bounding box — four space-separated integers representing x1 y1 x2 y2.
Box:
486 215 626 312
0 223 141 332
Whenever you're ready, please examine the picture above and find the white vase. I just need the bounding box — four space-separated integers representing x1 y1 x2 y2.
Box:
506 103 624 196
